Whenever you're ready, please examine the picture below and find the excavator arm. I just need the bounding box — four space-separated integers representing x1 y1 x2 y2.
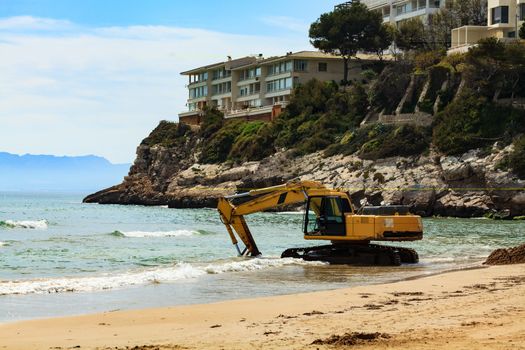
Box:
217 181 329 256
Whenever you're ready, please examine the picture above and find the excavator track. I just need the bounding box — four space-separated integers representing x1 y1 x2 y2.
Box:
281 244 418 266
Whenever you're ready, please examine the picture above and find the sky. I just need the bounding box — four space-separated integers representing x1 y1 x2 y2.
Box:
0 0 342 163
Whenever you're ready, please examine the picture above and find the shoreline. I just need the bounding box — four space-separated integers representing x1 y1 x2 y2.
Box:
1 263 523 349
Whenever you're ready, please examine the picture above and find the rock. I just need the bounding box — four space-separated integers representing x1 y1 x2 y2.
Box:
83 121 525 218
400 188 436 216
440 156 474 182
433 192 492 217
510 193 525 217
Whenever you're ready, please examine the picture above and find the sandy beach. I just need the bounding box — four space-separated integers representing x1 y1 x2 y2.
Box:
1 264 524 350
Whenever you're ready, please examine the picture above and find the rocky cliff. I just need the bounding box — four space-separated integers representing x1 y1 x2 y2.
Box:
84 130 525 218
84 44 525 217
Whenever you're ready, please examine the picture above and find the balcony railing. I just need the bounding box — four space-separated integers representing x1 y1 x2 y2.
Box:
239 91 261 97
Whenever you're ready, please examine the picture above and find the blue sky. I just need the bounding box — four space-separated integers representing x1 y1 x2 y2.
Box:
0 0 341 163
1 0 340 34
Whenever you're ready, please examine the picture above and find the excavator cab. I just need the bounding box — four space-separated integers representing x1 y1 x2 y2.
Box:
303 196 351 237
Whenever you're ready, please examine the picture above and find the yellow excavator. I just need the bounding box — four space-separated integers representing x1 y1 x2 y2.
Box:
217 180 423 266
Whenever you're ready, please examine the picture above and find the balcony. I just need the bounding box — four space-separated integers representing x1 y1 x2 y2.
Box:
212 74 231 81
361 0 390 10
450 25 491 52
237 92 261 102
211 90 232 98
187 80 207 87
265 88 292 99
395 7 438 21
224 101 289 120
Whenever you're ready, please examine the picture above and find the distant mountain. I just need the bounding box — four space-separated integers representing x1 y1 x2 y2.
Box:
0 152 130 193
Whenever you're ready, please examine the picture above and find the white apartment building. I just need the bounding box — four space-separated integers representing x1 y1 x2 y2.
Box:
178 51 347 125
338 0 446 25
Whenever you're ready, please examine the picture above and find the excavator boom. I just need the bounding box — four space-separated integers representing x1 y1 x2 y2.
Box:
217 181 332 256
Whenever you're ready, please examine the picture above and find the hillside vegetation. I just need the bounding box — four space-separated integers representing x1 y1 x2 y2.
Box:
146 39 525 178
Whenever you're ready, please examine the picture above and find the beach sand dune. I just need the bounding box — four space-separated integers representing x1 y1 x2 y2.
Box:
1 264 524 350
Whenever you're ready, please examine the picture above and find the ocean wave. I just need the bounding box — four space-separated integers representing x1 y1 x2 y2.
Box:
0 219 48 229
276 211 305 215
110 229 211 238
204 257 325 274
0 258 325 295
0 242 5 247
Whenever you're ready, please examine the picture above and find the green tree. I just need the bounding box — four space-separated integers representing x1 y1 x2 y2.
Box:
423 0 487 50
309 1 390 84
394 18 427 52
365 23 394 61
520 22 525 40
452 0 487 26
464 38 525 100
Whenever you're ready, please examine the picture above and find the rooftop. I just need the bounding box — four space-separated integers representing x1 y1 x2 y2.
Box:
180 56 257 75
180 51 348 75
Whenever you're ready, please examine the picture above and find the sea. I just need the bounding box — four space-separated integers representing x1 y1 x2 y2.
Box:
0 192 523 322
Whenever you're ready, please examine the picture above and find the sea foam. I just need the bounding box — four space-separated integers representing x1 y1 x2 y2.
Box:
0 219 48 229
204 257 325 274
111 229 203 238
0 258 325 295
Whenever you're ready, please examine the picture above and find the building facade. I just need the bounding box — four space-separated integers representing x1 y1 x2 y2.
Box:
338 0 446 26
178 51 348 125
450 0 524 52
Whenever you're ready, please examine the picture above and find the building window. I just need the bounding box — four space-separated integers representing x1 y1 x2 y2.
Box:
267 61 292 76
491 6 509 24
239 68 259 81
199 72 208 82
212 68 231 80
212 81 231 95
519 3 525 21
508 31 515 38
190 72 208 84
190 86 208 99
318 62 328 72
396 3 411 14
239 83 260 97
294 60 308 72
266 77 292 93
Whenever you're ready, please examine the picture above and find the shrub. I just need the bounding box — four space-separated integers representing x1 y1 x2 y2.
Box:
228 122 275 162
198 108 224 139
369 63 413 114
324 123 431 160
413 50 446 71
509 141 525 178
199 120 245 164
500 135 525 179
433 93 525 155
141 120 193 147
359 124 431 159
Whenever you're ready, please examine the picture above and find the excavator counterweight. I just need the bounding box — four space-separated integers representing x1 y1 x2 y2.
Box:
217 181 423 266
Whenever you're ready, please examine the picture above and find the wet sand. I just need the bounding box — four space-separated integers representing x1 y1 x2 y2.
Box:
1 264 524 350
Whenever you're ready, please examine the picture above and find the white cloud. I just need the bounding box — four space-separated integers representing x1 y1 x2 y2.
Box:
0 16 73 30
0 17 311 163
261 16 310 33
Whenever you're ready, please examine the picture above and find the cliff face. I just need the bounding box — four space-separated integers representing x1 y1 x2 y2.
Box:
84 44 525 217
84 133 525 218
